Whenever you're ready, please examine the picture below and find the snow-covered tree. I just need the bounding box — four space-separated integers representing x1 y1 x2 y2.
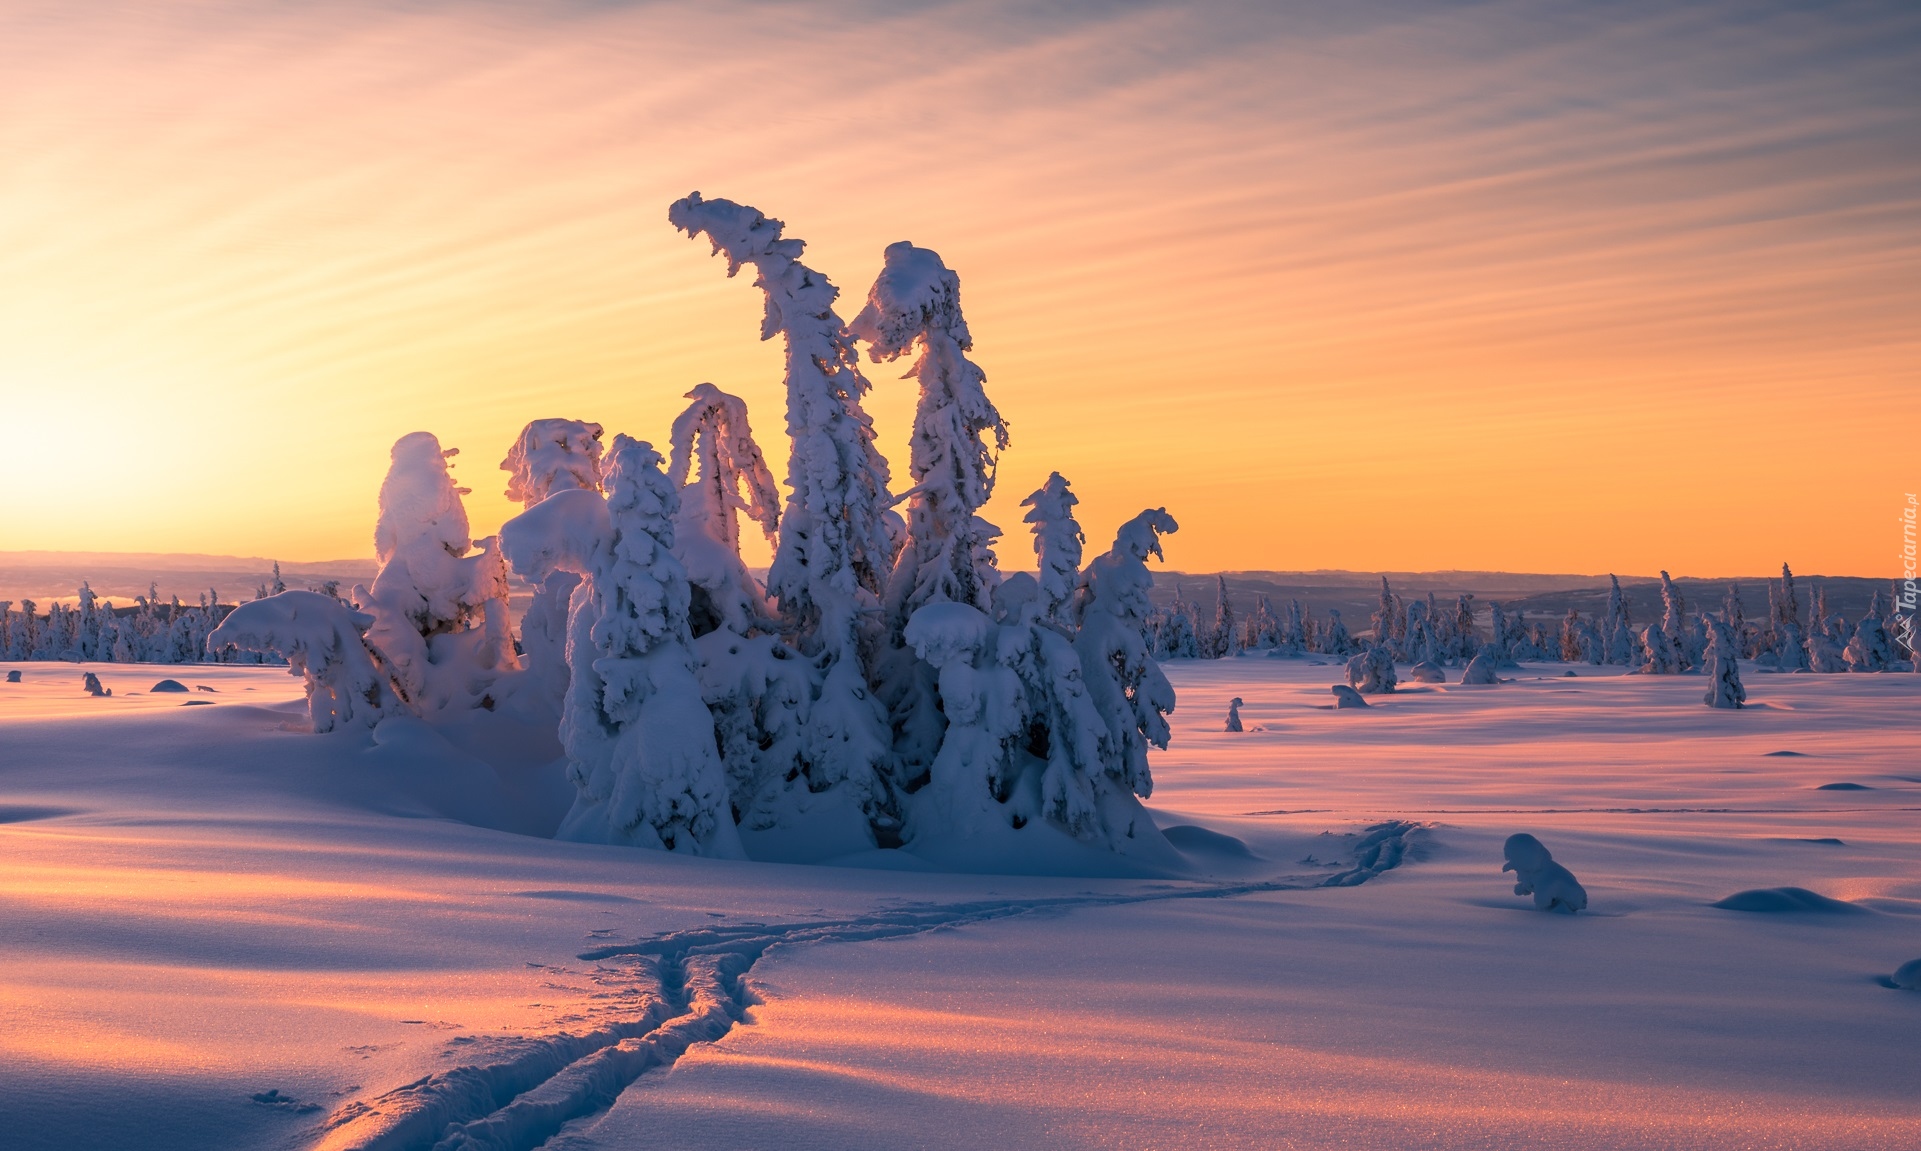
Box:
1639 621 1683 674
666 384 780 638
1243 594 1282 651
357 432 517 713
501 435 744 857
1703 618 1746 708
1318 608 1355 656
671 192 899 840
1845 595 1895 672
1074 509 1179 806
501 417 607 711
1210 575 1240 658
1346 643 1397 694
1225 697 1244 732
208 591 410 732
1601 575 1636 665
1022 473 1084 626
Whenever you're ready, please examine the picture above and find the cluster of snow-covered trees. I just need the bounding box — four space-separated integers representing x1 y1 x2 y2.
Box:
0 575 294 666
1152 566 1912 682
208 194 1185 865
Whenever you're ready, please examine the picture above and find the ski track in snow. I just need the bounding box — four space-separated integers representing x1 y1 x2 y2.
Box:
309 820 1423 1151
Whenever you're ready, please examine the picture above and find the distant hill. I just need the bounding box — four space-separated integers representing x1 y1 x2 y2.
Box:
0 551 378 606
3 552 1895 628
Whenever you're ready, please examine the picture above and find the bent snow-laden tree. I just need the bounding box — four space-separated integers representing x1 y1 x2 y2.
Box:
850 241 1009 779
670 192 901 843
667 383 781 638
208 591 410 732
500 435 744 857
501 418 606 711
356 432 517 713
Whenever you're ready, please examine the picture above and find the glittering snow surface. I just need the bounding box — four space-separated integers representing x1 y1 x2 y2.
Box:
1 658 1917 1150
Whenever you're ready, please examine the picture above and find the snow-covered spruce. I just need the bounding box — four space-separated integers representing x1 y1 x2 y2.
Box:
849 240 1009 782
1345 643 1397 694
1225 697 1244 732
671 192 900 843
667 383 780 639
1638 621 1683 674
1602 574 1637 666
356 432 517 714
1073 509 1180 815
1703 620 1747 709
500 435 744 857
501 418 606 712
1502 833 1588 913
207 591 410 732
1022 472 1083 626
1318 608 1355 656
1844 594 1895 672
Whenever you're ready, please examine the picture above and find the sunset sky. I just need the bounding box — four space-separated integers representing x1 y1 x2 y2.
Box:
0 0 1915 578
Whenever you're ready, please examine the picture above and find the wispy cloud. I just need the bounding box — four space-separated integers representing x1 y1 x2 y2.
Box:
1 0 1915 574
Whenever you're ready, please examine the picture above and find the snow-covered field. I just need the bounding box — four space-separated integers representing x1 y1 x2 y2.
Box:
2 658 1917 1150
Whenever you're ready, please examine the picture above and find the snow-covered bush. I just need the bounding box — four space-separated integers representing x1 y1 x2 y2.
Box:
356 432 517 714
82 671 109 697
502 436 744 857
1330 684 1369 708
1346 644 1397 694
671 192 900 841
1225 697 1244 732
1502 833 1587 913
1460 646 1500 684
208 591 410 732
1408 660 1445 683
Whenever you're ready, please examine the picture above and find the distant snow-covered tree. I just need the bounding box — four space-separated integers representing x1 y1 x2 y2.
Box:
1210 576 1239 658
1318 608 1355 656
1845 594 1895 672
1346 643 1397 694
1703 618 1746 709
1638 621 1683 674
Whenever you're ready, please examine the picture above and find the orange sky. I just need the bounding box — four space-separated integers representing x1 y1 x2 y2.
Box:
0 0 1915 578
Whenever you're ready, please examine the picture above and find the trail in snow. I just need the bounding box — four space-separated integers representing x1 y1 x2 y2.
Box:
309 821 1424 1151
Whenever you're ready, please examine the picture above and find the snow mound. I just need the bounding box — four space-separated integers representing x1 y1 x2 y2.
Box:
1815 782 1872 791
149 679 189 693
1161 824 1256 860
6 669 21 682
1330 684 1368 708
1502 833 1587 913
1892 958 1921 990
1409 660 1445 683
1710 887 1865 914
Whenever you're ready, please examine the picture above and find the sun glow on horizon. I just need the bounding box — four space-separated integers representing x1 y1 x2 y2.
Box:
1 0 1916 578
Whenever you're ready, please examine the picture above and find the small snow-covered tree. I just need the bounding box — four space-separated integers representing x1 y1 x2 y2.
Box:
1639 621 1683 674
1346 643 1397 694
1703 617 1746 708
1074 509 1179 805
667 384 779 638
357 432 517 712
208 591 410 732
671 192 899 840
1602 575 1636 665
1021 473 1084 626
1211 575 1240 658
1243 594 1282 651
1225 697 1244 732
1845 595 1895 672
1319 609 1355 656
501 417 607 711
501 435 744 857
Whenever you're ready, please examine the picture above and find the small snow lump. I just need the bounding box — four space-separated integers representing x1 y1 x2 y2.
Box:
1502 833 1587 914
